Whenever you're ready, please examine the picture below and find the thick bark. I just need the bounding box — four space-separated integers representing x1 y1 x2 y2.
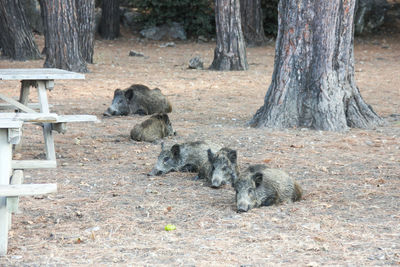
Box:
76 0 95 63
250 0 383 131
21 0 43 34
0 0 41 60
240 0 267 46
209 0 248 71
40 0 88 73
99 0 120 40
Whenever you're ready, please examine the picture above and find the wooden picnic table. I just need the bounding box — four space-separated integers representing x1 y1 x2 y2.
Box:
0 68 98 255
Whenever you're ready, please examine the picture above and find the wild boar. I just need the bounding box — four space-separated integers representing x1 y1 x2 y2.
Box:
198 147 239 188
103 84 172 116
149 141 221 176
130 113 175 142
234 164 302 212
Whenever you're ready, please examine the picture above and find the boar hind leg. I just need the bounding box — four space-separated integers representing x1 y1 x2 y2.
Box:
261 191 278 207
181 164 198 172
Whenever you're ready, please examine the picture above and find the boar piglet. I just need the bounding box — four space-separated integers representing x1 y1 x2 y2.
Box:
130 113 175 142
149 141 221 176
234 164 302 212
104 84 172 116
198 148 239 188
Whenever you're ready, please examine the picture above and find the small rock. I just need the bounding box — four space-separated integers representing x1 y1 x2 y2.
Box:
159 42 175 48
198 35 208 42
188 56 204 69
129 50 144 57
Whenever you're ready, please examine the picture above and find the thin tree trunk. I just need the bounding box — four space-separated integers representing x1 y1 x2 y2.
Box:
40 0 88 73
0 0 41 60
209 0 248 71
250 0 383 131
240 0 267 46
99 0 120 40
76 0 95 63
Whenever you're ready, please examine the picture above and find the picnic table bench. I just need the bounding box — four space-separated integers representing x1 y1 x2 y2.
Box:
0 68 99 255
0 119 57 256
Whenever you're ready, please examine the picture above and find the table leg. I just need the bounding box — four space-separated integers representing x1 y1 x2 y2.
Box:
0 129 12 256
19 81 31 108
36 81 56 161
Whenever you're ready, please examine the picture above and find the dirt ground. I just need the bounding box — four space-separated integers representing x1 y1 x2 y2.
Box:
0 28 399 266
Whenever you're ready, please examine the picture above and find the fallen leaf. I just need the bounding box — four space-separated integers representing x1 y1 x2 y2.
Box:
263 159 272 164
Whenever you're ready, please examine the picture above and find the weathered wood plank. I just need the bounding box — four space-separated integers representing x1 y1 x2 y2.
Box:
0 93 37 113
0 128 12 256
57 114 99 123
0 113 58 123
0 103 53 110
0 184 57 197
0 68 85 80
0 121 23 129
12 160 57 169
37 81 56 160
8 170 23 213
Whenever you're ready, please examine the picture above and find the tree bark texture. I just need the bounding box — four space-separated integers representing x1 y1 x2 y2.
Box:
0 0 41 60
76 0 95 63
240 0 267 46
40 0 88 73
250 0 383 131
99 0 120 40
209 0 248 71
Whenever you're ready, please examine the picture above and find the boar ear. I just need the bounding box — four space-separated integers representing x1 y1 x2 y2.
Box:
124 89 133 100
207 149 214 162
252 172 263 188
171 144 180 158
114 89 122 95
160 141 164 150
162 113 170 123
227 150 237 163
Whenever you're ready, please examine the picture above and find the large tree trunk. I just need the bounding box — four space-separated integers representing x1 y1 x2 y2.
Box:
40 0 88 73
76 0 95 63
250 0 384 131
0 0 41 60
209 0 248 71
240 0 267 46
99 0 120 40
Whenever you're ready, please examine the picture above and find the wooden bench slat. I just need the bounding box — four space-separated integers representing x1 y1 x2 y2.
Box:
56 115 99 123
12 160 57 169
0 121 23 129
0 103 53 110
0 113 58 122
0 184 57 197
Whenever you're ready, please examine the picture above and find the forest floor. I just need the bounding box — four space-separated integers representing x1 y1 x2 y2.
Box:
0 28 399 266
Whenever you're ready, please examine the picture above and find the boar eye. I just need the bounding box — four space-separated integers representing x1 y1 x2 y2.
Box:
248 188 254 194
163 157 170 162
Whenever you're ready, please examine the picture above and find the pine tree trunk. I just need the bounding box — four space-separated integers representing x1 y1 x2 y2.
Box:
240 0 267 46
99 0 120 40
0 0 41 60
209 0 248 71
76 0 95 63
250 0 384 131
40 0 88 73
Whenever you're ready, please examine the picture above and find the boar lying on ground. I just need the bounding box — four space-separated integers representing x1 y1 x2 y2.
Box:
234 164 302 212
130 113 175 142
197 148 239 188
103 84 172 116
149 141 221 176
